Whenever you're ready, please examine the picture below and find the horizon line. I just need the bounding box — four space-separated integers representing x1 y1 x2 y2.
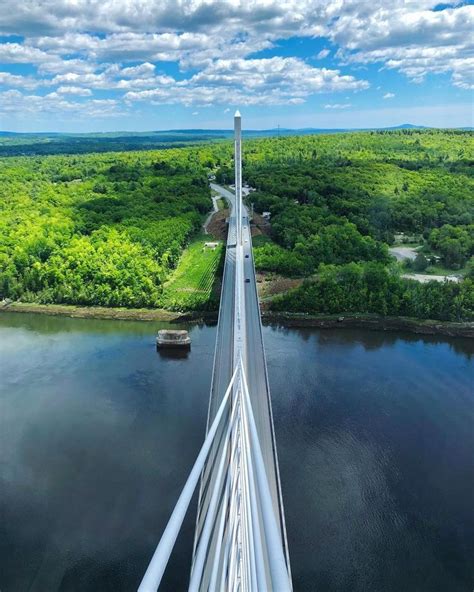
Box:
1 124 472 135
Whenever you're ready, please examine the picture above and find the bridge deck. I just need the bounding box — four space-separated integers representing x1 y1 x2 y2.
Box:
193 184 290 586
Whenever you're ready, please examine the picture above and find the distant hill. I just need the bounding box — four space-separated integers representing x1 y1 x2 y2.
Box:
0 124 436 139
0 124 470 156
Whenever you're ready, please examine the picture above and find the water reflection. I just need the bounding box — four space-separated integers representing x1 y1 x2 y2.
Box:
263 324 474 592
266 321 474 359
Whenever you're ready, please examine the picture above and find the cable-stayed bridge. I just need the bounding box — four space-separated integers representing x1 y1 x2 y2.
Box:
138 112 292 592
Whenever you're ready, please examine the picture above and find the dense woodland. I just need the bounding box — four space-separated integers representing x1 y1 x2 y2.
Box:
271 262 473 322
0 129 473 320
233 130 473 272
233 130 474 320
0 149 213 307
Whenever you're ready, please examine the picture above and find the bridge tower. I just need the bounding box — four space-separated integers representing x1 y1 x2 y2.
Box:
234 110 242 246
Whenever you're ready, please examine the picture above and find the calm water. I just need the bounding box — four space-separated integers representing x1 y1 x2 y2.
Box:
0 312 473 592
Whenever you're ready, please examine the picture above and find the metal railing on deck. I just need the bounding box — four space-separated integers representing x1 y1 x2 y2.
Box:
137 360 291 592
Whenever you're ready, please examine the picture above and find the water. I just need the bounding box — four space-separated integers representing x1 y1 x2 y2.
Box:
0 312 472 591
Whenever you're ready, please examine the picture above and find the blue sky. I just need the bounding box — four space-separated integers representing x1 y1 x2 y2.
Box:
0 1 472 132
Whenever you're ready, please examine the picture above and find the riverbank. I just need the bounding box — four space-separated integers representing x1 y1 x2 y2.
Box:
262 312 474 338
0 302 182 322
1 301 473 338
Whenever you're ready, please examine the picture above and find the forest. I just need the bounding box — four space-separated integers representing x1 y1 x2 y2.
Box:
0 129 473 320
271 262 473 322
233 130 473 272
0 148 216 307
231 129 474 320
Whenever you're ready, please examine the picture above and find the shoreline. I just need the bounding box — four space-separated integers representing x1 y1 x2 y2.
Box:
0 302 183 322
262 312 474 338
1 302 472 338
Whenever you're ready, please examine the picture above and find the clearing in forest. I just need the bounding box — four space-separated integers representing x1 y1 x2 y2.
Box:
160 236 223 310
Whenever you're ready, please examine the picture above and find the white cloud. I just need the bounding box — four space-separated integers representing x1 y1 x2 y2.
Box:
383 92 395 99
29 31 213 64
0 89 122 118
120 62 156 78
3 2 471 77
0 71 43 90
51 69 174 90
0 0 471 125
316 48 330 59
0 1 325 37
38 58 97 75
0 42 52 64
324 103 351 109
123 58 368 107
333 4 474 88
189 57 368 94
57 85 92 96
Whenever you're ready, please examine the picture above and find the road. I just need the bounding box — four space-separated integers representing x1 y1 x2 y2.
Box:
389 245 419 261
193 183 290 580
402 273 460 283
202 195 220 234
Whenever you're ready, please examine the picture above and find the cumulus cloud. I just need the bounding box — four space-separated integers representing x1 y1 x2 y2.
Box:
383 92 395 99
29 31 212 64
333 4 474 88
189 57 368 94
37 58 98 75
120 62 156 78
0 1 326 37
0 71 43 90
0 42 52 64
56 85 92 96
123 58 368 107
0 0 470 121
50 68 174 90
0 89 122 118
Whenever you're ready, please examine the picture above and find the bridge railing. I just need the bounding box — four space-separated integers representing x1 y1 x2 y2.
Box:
137 360 291 592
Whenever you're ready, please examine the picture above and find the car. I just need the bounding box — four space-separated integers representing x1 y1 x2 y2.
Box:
245 278 250 283
245 254 249 258
245 238 248 243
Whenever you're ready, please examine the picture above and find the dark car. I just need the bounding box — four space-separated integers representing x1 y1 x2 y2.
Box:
245 254 249 258
245 278 250 283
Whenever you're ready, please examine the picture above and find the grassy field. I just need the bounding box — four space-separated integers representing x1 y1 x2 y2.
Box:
160 235 223 310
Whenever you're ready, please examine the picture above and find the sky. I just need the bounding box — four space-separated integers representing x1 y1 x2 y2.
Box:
0 0 472 132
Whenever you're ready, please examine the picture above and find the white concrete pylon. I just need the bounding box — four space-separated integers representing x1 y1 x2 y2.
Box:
234 110 242 247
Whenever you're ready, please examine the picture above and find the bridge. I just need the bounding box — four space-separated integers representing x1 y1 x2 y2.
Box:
138 112 292 591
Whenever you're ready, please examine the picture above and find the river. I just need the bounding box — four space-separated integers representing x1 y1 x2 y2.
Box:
0 312 473 591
